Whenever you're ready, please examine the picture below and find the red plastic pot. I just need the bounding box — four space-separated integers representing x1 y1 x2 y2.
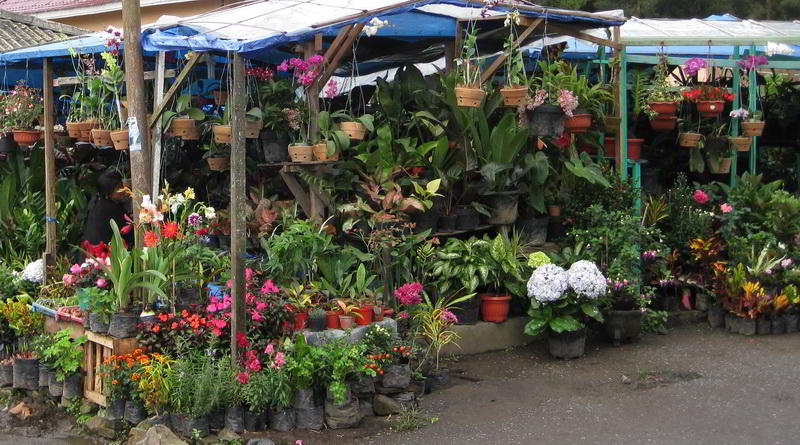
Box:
696 100 725 117
604 137 643 160
354 305 373 326
293 311 308 330
326 310 342 329
480 294 512 323
563 113 592 133
648 101 678 115
649 115 677 132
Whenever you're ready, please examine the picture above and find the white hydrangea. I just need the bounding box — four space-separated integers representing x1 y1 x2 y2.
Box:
567 260 607 299
527 264 569 303
21 258 44 283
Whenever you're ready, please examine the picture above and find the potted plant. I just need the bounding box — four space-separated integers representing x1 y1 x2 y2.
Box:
162 93 205 140
309 308 326 332
316 110 350 161
683 85 734 117
603 278 646 344
697 121 732 174
481 234 526 323
338 112 374 141
336 300 361 329
741 110 765 137
645 57 682 124
211 104 232 144
414 292 470 388
284 105 313 162
430 237 491 324
525 61 581 136
202 141 231 172
499 10 528 106
524 261 606 359
678 115 704 148
0 296 44 390
454 21 485 107
92 51 125 148
40 329 87 399
283 282 313 330
4 81 44 147
344 264 377 326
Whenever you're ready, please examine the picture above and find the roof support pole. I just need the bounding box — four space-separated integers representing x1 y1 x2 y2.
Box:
729 46 740 188
748 44 758 175
123 0 152 260
42 57 57 279
480 18 543 85
151 51 166 198
230 52 247 360
316 23 367 92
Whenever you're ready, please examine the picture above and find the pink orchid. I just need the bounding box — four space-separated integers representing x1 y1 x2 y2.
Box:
63 274 76 286
720 203 733 213
265 344 274 355
693 189 709 204
96 278 108 288
255 301 267 311
70 264 82 275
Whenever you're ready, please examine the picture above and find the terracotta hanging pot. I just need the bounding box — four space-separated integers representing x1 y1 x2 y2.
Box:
340 121 366 140
648 101 679 115
91 129 113 147
11 130 42 147
212 124 232 144
547 205 562 217
696 100 725 117
454 85 486 108
244 118 263 139
708 157 733 174
288 144 313 162
169 118 197 139
207 156 230 171
312 143 339 161
678 132 703 148
563 113 592 133
741 121 765 137
110 129 129 150
499 86 527 107
66 122 82 138
649 115 677 132
729 136 751 152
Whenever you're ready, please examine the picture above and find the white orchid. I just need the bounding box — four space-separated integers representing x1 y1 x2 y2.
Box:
767 42 794 57
363 17 389 37
204 206 216 220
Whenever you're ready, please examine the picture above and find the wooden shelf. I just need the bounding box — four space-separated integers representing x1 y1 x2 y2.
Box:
257 160 339 168
432 224 495 237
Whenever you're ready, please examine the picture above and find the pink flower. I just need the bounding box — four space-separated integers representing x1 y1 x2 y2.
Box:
237 372 250 384
720 203 733 213
245 268 253 282
255 301 267 311
96 278 108 288
63 274 76 286
308 54 324 65
247 358 261 372
296 441 304 445
265 344 274 355
693 189 709 204
557 89 579 118
271 352 285 369
395 282 423 306
440 309 458 324
210 319 227 329
250 309 263 322
261 280 279 295
397 311 410 319
236 332 249 348
70 264 82 274
277 61 289 71
324 79 338 99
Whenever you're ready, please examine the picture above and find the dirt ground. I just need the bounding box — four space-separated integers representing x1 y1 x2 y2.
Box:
3 323 800 444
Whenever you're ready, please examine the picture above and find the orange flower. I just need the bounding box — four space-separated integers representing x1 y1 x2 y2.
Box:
134 349 143 355
112 379 119 385
152 324 161 333
131 373 140 381
144 230 160 247
127 360 134 367
139 356 150 365
163 221 180 239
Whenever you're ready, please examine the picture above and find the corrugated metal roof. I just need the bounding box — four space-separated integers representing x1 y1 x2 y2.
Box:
0 9 87 53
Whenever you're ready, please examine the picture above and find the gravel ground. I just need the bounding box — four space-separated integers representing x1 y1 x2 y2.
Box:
3 323 799 445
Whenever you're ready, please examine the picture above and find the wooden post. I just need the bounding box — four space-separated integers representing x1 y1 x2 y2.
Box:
444 39 456 72
122 0 152 233
151 51 166 198
230 52 247 359
42 58 57 277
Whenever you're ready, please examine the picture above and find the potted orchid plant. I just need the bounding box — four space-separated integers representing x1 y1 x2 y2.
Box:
454 21 485 107
4 81 44 147
276 55 325 161
500 9 528 107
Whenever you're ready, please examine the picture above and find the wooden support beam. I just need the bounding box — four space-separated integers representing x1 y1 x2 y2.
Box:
444 39 456 72
545 23 622 50
480 18 543 85
279 169 312 217
230 52 247 359
316 22 366 91
148 52 204 129
314 33 323 51
54 69 176 87
42 58 57 278
322 25 354 69
151 51 166 198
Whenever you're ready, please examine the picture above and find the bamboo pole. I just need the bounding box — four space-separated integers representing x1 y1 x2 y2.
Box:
230 52 247 359
42 58 57 277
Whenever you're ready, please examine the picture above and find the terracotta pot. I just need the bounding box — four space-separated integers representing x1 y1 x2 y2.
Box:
181 126 200 140
171 117 196 130
207 156 230 171
708 157 733 174
293 311 308 330
76 120 99 141
480 294 512 323
338 315 356 329
741 121 765 137
91 129 113 146
66 122 81 138
288 144 313 162
110 130 129 150
354 305 373 326
312 143 339 161
729 136 751 152
169 118 198 139
648 101 679 115
326 310 343 329
696 100 725 117
340 121 366 140
245 118 263 139
212 125 232 144
563 113 592 133
547 205 562 217
499 86 527 107
649 115 677 132
213 90 228 106
678 132 703 148
603 137 643 160
454 85 486 108
12 130 42 146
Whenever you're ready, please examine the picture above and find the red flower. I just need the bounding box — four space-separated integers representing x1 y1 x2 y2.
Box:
144 231 160 247
236 372 249 384
181 309 189 318
171 322 179 330
163 222 180 239
82 240 110 259
158 313 168 322
554 132 570 148
236 332 249 348
151 324 161 333
195 227 209 236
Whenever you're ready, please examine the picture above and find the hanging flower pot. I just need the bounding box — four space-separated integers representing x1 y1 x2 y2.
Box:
169 118 197 139
212 124 232 144
678 132 703 148
547 205 562 217
312 143 339 161
648 101 679 115
66 122 82 138
110 130 129 151
288 144 313 162
454 85 486 108
479 294 512 323
77 120 100 142
563 113 593 133
649 115 677 132
603 137 643 160
741 121 765 137
244 118 263 139
207 156 231 171
707 157 733 174
182 126 200 140
340 121 366 140
90 129 113 147
12 130 42 147
526 105 564 137
696 100 725 117
213 90 228 106
729 136 751 152
499 85 527 107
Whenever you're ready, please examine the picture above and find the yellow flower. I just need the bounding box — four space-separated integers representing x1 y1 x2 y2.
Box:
183 187 195 200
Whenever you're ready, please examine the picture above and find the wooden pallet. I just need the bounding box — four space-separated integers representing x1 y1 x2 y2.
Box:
83 331 138 407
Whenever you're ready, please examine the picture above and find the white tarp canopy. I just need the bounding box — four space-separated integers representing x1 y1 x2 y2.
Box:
620 17 800 46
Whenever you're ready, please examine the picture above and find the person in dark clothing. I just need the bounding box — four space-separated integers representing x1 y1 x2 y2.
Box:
82 170 131 245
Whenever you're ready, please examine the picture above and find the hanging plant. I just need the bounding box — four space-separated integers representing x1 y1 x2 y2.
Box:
454 21 485 107
500 10 527 107
644 56 682 119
